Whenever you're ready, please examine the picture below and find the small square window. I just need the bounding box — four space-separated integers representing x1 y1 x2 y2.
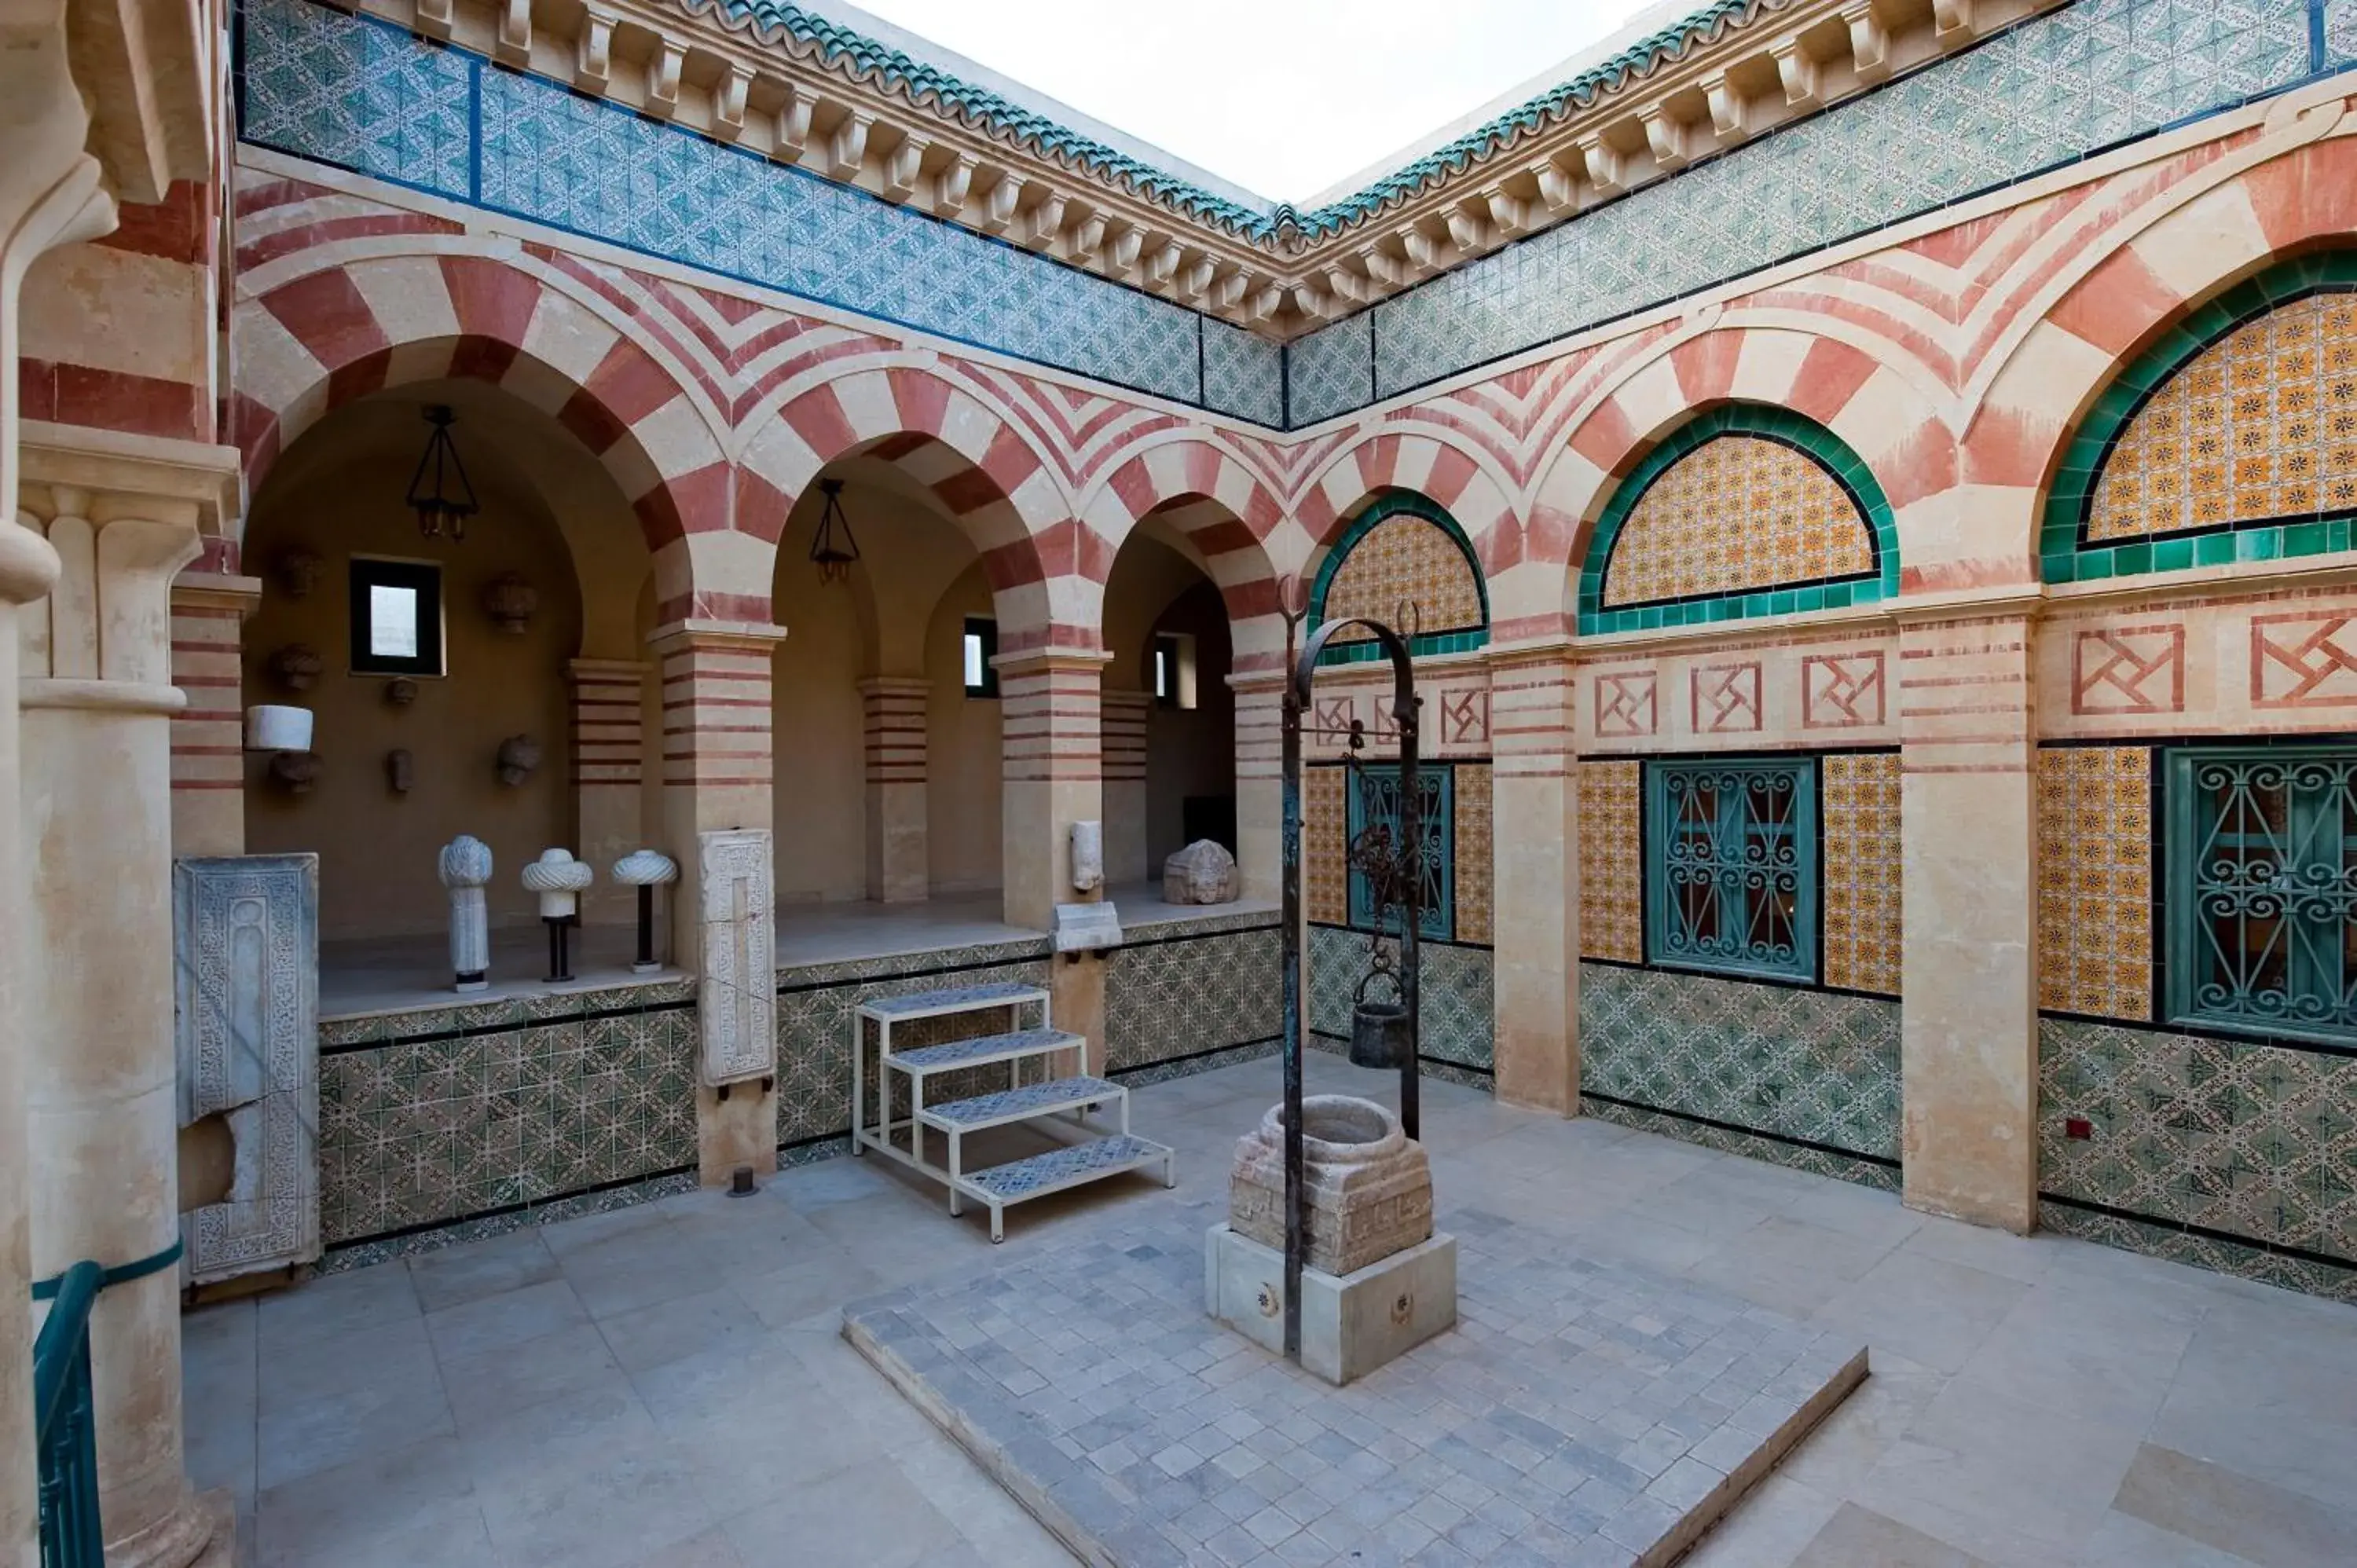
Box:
1152 632 1198 710
1643 757 1817 983
350 558 444 677
962 617 999 698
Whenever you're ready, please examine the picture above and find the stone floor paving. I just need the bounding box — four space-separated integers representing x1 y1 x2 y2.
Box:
185 1053 2357 1567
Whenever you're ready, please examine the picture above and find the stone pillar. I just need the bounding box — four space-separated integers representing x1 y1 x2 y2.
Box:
167 570 260 857
566 657 651 924
856 675 929 903
651 621 783 1184
999 650 1109 1065
1232 672 1281 903
1897 599 2041 1233
1100 687 1149 887
18 428 240 1567
1486 645 1580 1114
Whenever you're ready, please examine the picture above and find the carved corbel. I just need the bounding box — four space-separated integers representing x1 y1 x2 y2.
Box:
1020 196 1068 251
1108 225 1145 278
1178 257 1219 301
714 64 751 139
773 82 813 159
495 0 530 64
1532 158 1580 215
1703 71 1750 141
1146 240 1183 285
828 110 872 181
1072 211 1107 255
981 174 1023 234
1644 108 1689 171
1210 270 1249 310
575 5 616 92
1934 0 1978 38
647 37 686 117
1483 189 1532 239
1355 244 1404 289
1772 38 1821 109
1843 1 1890 82
415 0 455 40
1578 133 1623 196
927 153 975 216
882 134 927 201
1321 265 1367 305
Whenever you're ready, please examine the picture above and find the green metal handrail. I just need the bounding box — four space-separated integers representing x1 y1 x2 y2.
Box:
32 1261 104 1568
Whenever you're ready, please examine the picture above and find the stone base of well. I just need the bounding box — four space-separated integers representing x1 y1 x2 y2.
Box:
1204 1221 1456 1386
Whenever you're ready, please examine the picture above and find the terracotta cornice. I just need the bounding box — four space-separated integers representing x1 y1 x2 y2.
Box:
357 0 2062 336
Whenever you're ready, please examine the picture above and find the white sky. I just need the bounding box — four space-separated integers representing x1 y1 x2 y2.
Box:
835 0 1659 203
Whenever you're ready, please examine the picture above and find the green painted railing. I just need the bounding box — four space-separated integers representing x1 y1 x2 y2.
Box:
33 1261 104 1567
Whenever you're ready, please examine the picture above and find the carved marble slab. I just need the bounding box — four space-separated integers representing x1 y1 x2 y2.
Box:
173 854 321 1284
698 828 776 1086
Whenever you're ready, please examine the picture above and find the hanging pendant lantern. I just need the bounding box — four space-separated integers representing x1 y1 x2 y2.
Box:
405 405 480 541
809 477 861 584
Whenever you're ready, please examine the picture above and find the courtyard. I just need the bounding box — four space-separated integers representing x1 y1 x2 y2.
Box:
189 1054 2357 1568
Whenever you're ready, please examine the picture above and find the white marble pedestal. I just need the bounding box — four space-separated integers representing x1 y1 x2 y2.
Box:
1205 1221 1456 1386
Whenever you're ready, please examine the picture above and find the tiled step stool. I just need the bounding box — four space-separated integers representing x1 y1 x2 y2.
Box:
851 982 1173 1241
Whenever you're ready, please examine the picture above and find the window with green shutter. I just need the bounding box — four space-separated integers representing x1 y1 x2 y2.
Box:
2166 747 2357 1044
1346 763 1452 941
1644 758 1817 983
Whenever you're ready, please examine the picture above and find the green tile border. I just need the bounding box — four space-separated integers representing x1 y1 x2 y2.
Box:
1576 404 1899 636
1309 491 1490 665
2042 255 2357 584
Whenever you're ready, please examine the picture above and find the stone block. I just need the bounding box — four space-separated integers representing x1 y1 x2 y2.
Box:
1204 1222 1457 1385
1229 1095 1432 1275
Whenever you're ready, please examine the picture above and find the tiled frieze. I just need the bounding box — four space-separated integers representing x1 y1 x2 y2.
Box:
2332 0 2357 62
236 0 1280 419
2038 586 2357 740
1579 632 1900 752
1576 760 1644 964
1301 666 1493 760
2087 292 2357 542
1453 764 1494 946
1329 0 2315 412
1105 923 1282 1077
315 979 700 1248
2035 746 2155 1020
1821 753 1901 996
1307 923 1494 1076
1288 315 1373 427
1604 437 1874 608
1578 965 1902 1189
2040 1017 2357 1302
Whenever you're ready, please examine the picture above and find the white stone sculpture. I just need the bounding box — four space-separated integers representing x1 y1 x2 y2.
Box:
612 848 679 973
244 705 312 752
1070 819 1105 892
496 734 541 786
698 828 776 1086
521 846 594 919
1163 838 1240 904
437 834 493 991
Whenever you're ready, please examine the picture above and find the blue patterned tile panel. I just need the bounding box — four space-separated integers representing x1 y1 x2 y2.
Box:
238 0 472 197
1319 0 2321 412
861 980 1048 1018
1201 318 1285 427
961 1133 1169 1199
1288 316 1374 429
2328 0 2357 67
919 1075 1120 1129
1104 925 1281 1075
1307 924 1494 1075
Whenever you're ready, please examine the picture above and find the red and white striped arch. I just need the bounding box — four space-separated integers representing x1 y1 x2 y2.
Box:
736 360 1080 652
1078 437 1288 673
1288 426 1521 636
1534 321 1956 609
231 244 736 617
1965 132 2357 581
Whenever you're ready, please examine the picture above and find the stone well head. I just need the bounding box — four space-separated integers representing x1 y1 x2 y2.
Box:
1229 1094 1433 1277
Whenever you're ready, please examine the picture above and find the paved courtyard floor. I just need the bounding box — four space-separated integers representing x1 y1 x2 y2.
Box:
185 1053 2357 1567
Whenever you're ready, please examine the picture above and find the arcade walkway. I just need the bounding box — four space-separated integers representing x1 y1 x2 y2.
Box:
185 1058 2357 1567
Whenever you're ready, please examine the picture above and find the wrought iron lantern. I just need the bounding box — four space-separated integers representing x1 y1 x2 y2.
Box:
405 405 479 540
808 477 861 583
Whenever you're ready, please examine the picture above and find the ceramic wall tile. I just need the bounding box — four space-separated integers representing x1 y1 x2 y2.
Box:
1305 764 1348 927
1202 318 1285 427
1578 965 1903 1183
1578 760 1644 963
1321 515 1486 641
1105 923 1283 1075
2036 746 2155 1020
1453 764 1493 946
1821 753 1901 995
1606 437 1874 607
1307 922 1494 1074
2331 0 2357 62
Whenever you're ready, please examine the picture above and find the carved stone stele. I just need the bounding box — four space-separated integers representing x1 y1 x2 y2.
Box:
173 855 321 1284
1229 1095 1432 1277
698 828 776 1086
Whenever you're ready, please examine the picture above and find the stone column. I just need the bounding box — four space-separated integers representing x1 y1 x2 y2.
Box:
167 570 260 857
1897 596 2042 1233
1232 672 1281 903
1100 687 1150 887
566 657 651 924
999 650 1109 1066
1486 644 1581 1114
18 427 240 1567
856 675 929 903
651 621 783 1184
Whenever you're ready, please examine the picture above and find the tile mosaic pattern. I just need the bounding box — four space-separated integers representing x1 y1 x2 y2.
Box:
1578 760 1644 964
962 1133 1166 1197
1304 764 1348 927
318 1168 701 1273
1104 923 1282 1076
1288 314 1373 427
2036 746 2155 1020
775 951 1054 1151
2047 255 2357 581
1580 1099 1902 1193
1579 965 1903 1181
1307 922 1495 1074
1821 753 1901 996
2040 1016 2357 1290
2332 0 2357 63
1321 516 1486 640
1579 407 1898 636
1453 764 1494 946
2040 1196 2357 1304
1325 0 2316 412
846 1200 1868 1568
236 0 1278 419
317 982 699 1247
1604 437 1875 607
2088 292 2357 540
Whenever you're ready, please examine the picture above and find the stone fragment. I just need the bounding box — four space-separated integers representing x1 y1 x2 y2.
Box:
1162 838 1239 904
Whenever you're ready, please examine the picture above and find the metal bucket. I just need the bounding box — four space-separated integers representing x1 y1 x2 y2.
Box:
1349 969 1411 1070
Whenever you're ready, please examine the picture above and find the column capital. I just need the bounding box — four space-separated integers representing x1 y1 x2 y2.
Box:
646 617 788 656
566 655 652 682
1890 582 2048 627
16 423 240 533
993 647 1114 681
854 673 932 698
169 571 262 619
1481 636 1578 672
